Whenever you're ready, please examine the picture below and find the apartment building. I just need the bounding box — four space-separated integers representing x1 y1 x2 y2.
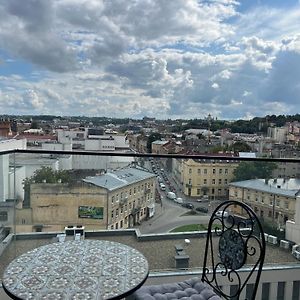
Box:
19 167 156 232
176 159 239 199
84 167 156 229
229 178 300 227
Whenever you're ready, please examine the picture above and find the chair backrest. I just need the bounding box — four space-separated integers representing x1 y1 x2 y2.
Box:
201 200 266 300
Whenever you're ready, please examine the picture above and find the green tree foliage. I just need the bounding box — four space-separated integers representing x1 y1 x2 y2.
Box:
233 161 277 181
23 166 71 187
229 141 252 153
146 133 162 153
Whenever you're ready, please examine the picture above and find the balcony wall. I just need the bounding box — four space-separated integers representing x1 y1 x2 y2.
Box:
0 149 300 299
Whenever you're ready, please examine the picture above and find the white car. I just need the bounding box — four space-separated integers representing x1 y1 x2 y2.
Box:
216 210 229 218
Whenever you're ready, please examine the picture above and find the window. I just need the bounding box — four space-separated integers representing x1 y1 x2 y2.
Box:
270 199 273 206
197 169 201 174
0 211 8 221
219 169 222 174
276 199 280 207
129 189 132 195
285 201 289 209
134 187 136 194
111 211 114 218
219 179 222 184
197 188 201 195
224 179 228 184
120 220 123 228
212 179 215 184
189 168 192 174
204 169 207 174
212 188 215 194
112 196 114 204
116 208 119 216
116 194 119 202
212 169 216 174
204 179 207 184
225 168 228 174
188 179 192 185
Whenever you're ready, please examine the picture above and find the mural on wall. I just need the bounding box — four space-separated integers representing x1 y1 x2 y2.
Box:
78 206 103 219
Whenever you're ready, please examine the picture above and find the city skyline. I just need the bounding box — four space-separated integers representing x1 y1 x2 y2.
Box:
0 0 300 120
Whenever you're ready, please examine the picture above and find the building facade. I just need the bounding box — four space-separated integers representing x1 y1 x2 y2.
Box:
18 167 156 232
176 159 239 199
229 178 300 228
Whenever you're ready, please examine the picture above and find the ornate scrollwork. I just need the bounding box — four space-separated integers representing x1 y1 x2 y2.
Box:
201 200 266 300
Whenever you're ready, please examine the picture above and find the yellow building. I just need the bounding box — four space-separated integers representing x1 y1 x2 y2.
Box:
178 159 238 199
18 167 156 232
229 178 299 227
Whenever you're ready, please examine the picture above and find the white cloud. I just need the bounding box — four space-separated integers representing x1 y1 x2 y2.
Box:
0 0 300 119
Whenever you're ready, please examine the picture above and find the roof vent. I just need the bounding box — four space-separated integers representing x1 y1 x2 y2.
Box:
277 185 281 189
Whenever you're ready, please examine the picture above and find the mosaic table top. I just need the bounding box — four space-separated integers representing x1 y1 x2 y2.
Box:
2 239 149 300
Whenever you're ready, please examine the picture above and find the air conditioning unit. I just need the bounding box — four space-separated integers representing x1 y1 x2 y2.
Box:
294 251 300 261
292 245 299 254
268 235 278 245
264 233 269 241
280 240 290 250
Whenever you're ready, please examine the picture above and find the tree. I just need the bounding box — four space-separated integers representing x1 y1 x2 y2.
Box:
23 166 72 207
229 141 252 153
146 133 162 153
233 161 277 181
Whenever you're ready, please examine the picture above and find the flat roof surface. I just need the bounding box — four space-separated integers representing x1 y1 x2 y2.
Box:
0 232 298 278
84 167 156 191
230 178 300 197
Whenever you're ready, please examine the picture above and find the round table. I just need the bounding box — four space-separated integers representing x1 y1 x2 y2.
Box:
2 239 149 300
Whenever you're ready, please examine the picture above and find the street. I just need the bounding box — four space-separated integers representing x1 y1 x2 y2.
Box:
135 158 221 234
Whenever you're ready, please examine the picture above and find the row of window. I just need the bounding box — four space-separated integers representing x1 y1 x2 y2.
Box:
188 178 228 185
110 207 148 229
111 181 154 204
189 168 229 175
196 188 227 195
111 198 151 219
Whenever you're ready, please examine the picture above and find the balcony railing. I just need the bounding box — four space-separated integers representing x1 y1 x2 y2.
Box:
0 148 300 299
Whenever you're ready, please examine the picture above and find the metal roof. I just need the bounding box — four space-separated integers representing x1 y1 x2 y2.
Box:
230 178 300 197
83 167 156 191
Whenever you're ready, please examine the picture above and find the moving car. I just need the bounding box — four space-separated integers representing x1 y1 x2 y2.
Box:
175 197 183 204
181 203 194 209
167 192 176 200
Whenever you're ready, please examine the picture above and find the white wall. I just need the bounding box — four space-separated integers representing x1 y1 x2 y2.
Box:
286 195 300 244
0 155 9 201
9 166 26 201
0 139 27 151
0 139 26 202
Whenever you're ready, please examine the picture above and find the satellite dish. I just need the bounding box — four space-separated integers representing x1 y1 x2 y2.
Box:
185 239 190 245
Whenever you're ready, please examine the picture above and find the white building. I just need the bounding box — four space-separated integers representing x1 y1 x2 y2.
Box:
267 127 288 143
0 139 27 202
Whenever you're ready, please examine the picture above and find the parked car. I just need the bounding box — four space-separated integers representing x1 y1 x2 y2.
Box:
167 192 176 200
182 203 194 209
216 210 229 218
196 206 208 213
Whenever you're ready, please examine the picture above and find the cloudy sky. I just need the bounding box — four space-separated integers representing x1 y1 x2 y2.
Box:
0 0 300 120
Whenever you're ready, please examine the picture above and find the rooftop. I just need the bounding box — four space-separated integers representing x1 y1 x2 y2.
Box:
230 178 300 197
83 167 156 191
0 230 298 278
